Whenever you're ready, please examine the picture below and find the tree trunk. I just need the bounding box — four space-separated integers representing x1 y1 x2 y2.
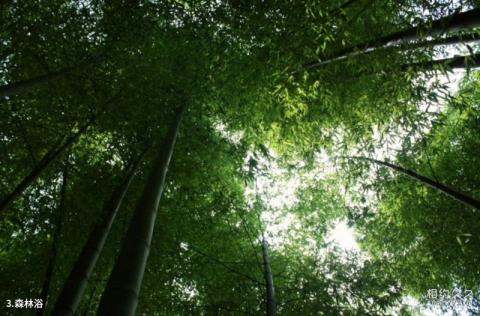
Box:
0 117 94 214
405 52 480 71
347 156 480 210
335 52 480 86
408 32 480 51
0 67 74 98
52 153 145 316
303 8 480 70
0 53 103 98
96 105 185 316
261 237 276 316
370 32 480 69
37 165 68 316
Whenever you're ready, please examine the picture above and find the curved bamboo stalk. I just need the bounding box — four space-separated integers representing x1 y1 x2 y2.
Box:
346 156 480 210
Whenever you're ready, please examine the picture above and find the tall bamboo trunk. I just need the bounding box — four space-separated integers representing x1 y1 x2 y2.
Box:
0 117 94 213
52 153 144 316
340 52 480 84
96 105 185 316
348 156 480 210
0 54 102 98
261 237 276 316
303 8 480 70
407 32 480 52
0 67 74 98
37 165 68 316
405 52 480 71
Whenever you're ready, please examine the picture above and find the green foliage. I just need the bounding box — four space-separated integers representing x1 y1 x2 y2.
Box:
1 0 479 315
357 73 480 303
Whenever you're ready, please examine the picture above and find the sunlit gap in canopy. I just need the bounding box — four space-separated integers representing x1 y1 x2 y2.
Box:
334 65 469 215
334 62 475 316
212 120 362 255
212 55 474 314
211 63 473 257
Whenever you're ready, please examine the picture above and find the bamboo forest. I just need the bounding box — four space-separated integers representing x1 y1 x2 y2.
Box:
1 0 480 315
